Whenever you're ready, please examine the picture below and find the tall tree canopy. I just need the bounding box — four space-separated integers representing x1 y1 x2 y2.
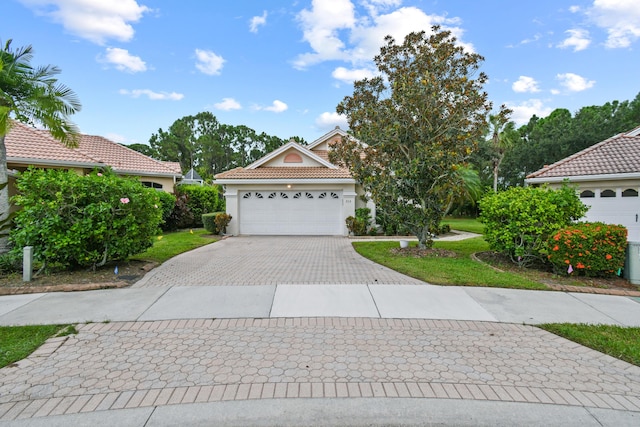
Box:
0 39 81 252
330 27 491 248
148 112 291 180
497 92 640 187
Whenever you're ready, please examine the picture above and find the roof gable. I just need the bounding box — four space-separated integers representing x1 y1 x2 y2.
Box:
526 128 640 180
307 126 349 151
246 140 338 170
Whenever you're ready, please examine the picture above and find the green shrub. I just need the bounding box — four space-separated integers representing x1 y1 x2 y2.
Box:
0 252 20 274
479 184 588 266
176 185 221 227
156 191 176 231
548 222 627 277
347 208 375 236
10 169 162 270
202 212 219 234
164 192 193 231
214 213 232 234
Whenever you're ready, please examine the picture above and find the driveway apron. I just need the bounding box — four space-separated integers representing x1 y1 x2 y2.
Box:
134 236 424 287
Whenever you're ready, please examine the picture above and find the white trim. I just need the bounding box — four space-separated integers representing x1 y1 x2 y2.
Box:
245 141 338 170
525 172 640 184
215 178 356 185
307 127 349 150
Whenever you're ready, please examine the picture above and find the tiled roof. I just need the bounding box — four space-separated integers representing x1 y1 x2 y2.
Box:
161 161 183 174
78 134 180 176
215 166 353 180
5 121 101 165
5 121 181 177
526 130 640 179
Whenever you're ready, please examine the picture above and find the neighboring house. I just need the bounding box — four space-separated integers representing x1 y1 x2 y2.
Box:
5 121 183 195
525 126 640 240
214 127 374 236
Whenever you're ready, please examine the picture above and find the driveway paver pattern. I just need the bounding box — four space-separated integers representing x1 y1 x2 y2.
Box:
133 236 424 287
1 318 639 421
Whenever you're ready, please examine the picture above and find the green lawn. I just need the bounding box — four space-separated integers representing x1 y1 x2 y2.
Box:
352 237 546 289
131 228 218 263
442 217 484 234
0 325 76 368
539 323 640 367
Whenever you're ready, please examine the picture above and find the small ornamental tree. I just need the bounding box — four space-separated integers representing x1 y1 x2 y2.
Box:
330 27 492 248
175 184 221 227
479 184 588 266
548 223 627 277
10 168 161 270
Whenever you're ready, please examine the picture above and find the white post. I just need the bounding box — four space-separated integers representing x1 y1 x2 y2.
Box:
23 246 33 282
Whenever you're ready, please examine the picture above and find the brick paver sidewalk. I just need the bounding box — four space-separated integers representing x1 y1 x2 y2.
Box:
2 319 639 421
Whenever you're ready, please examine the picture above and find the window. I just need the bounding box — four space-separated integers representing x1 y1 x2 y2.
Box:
579 190 595 198
255 192 264 199
141 181 163 190
283 153 303 163
293 192 302 199
622 189 638 197
600 189 616 198
268 192 277 199
305 192 313 199
242 193 252 199
280 192 289 198
330 192 339 199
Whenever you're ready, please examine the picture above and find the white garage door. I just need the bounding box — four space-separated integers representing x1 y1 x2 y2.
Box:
582 188 640 240
239 190 342 235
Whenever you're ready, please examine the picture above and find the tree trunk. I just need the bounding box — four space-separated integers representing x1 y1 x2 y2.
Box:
0 134 10 254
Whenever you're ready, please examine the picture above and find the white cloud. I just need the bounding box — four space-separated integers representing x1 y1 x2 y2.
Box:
119 89 184 101
587 0 640 48
557 28 591 51
20 0 149 45
550 89 561 95
260 100 288 113
569 5 581 13
195 49 225 75
507 99 553 125
100 47 146 72
293 1 471 69
556 72 595 92
249 11 267 33
315 112 348 130
214 98 242 111
332 67 376 84
512 76 540 93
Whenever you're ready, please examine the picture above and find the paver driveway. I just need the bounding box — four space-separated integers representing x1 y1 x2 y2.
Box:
134 236 424 287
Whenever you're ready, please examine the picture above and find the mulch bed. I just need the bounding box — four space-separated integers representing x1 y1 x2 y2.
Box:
0 260 157 295
390 247 457 258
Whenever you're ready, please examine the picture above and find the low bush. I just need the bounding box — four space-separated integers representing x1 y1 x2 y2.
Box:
10 168 162 270
202 212 220 234
547 222 627 277
479 184 588 266
214 213 232 234
346 208 374 236
163 192 193 231
156 191 176 230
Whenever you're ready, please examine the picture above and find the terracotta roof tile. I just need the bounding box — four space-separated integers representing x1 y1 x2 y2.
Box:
5 121 181 177
215 166 352 180
5 121 101 165
526 131 640 179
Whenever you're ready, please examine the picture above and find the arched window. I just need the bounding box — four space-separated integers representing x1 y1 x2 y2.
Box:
579 190 595 198
600 189 616 198
283 153 303 163
622 189 638 197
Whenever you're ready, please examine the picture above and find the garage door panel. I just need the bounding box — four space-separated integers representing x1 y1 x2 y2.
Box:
240 190 341 235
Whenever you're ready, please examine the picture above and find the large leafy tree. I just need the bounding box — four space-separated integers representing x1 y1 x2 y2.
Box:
487 105 515 192
0 40 81 253
150 112 288 180
331 27 491 248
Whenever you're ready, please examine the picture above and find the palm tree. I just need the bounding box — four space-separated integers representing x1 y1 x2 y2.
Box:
0 39 81 253
488 105 515 192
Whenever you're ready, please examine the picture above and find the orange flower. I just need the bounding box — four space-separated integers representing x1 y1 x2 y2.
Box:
553 245 559 251
576 262 585 269
605 254 612 260
564 259 570 264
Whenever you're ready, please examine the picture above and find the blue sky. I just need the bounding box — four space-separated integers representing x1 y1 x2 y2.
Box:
5 0 640 145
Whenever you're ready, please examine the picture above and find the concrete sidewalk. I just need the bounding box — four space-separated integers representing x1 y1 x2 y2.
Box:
1 284 639 326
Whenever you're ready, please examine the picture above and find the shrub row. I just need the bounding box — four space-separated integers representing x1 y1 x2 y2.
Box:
202 212 231 234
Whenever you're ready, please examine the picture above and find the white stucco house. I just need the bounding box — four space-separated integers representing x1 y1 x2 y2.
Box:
214 127 374 236
525 126 640 240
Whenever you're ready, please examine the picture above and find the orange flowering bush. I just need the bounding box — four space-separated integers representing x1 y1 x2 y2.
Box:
547 222 627 277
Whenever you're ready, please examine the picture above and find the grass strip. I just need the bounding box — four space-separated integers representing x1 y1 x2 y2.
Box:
353 237 546 289
539 323 640 366
0 324 76 368
131 228 218 263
